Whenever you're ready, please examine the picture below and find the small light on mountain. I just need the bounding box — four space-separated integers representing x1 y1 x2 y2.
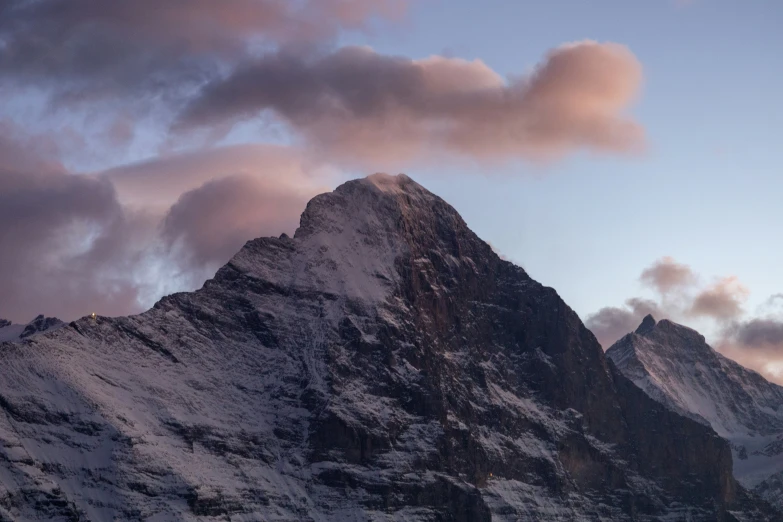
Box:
91 313 96 320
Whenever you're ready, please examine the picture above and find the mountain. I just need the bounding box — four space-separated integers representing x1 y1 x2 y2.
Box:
0 174 773 520
607 314 783 509
0 315 64 343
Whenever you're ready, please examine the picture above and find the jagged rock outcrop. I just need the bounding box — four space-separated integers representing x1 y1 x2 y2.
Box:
0 174 774 520
20 315 64 339
608 314 783 511
0 315 63 343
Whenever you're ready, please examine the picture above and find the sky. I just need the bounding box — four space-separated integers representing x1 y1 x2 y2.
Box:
1 1 782 380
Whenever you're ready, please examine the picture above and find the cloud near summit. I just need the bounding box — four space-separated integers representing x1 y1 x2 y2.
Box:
0 130 329 323
177 41 644 166
0 1 650 322
586 256 783 384
586 257 752 348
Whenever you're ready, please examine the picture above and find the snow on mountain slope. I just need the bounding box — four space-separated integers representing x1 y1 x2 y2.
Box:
0 174 774 520
0 321 23 343
607 314 783 507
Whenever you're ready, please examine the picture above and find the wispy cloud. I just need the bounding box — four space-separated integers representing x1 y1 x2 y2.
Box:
0 1 650 322
587 257 752 347
0 129 332 322
717 318 783 383
639 256 696 295
585 297 664 348
688 276 749 321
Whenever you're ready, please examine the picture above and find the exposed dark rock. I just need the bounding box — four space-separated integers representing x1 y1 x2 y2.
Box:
635 313 656 335
19 315 64 339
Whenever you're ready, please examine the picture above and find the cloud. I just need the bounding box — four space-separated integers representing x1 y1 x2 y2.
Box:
0 3 651 322
586 256 753 348
0 0 412 165
487 241 510 262
0 129 332 323
160 174 321 284
0 0 408 98
715 315 783 384
177 41 644 166
1 2 646 173
585 297 663 348
586 256 697 348
586 254 783 380
763 294 783 314
728 319 783 351
587 256 783 385
0 128 152 322
587 255 783 383
688 276 749 321
103 144 330 286
639 256 696 295
103 144 330 212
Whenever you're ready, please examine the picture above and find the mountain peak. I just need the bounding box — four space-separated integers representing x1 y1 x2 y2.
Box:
0 174 772 520
627 315 706 347
20 314 64 339
654 318 707 344
365 172 415 193
293 173 438 240
608 313 783 506
0 314 64 342
635 314 656 334
227 172 492 307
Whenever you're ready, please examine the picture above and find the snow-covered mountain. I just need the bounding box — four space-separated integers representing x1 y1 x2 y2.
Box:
0 174 774 520
607 314 783 509
0 315 64 343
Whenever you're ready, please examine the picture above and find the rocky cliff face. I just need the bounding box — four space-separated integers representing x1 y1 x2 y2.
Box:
607 315 783 511
0 174 773 520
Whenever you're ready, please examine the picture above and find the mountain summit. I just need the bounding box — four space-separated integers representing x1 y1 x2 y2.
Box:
0 174 773 520
607 315 783 508
635 313 656 334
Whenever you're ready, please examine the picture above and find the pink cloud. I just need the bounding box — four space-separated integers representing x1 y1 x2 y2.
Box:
716 318 783 385
639 256 696 295
0 132 333 322
586 297 664 348
103 144 330 212
178 41 644 166
689 276 749 321
160 174 314 280
587 257 754 348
